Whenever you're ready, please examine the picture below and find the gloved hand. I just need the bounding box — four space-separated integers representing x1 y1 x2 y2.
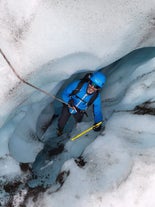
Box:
68 98 77 112
93 121 105 132
68 98 75 107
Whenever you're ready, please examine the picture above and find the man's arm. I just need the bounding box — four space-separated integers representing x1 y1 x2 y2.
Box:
93 94 103 123
62 80 80 103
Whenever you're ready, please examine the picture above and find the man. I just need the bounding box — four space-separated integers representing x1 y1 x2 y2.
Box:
57 71 106 136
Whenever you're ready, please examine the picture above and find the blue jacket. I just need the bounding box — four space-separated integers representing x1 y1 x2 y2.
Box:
61 80 103 123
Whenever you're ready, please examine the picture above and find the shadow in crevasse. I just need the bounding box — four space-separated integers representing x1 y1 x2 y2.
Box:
28 100 103 189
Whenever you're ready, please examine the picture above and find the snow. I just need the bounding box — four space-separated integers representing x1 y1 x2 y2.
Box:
0 0 155 206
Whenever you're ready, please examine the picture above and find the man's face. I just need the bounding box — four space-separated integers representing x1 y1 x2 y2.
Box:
87 81 99 94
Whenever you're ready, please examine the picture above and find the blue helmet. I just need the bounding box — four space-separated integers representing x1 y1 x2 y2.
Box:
90 72 106 88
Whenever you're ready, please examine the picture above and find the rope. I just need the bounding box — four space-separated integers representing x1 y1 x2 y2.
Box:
0 48 68 105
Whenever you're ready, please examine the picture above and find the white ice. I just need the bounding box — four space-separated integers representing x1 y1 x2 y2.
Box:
0 1 155 207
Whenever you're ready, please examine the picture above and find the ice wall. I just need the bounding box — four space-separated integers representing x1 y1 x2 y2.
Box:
0 0 155 127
